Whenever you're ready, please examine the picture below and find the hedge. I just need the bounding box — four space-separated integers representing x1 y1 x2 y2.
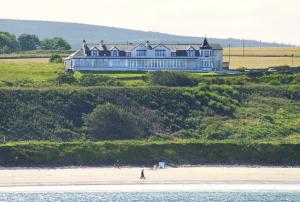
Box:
0 141 299 166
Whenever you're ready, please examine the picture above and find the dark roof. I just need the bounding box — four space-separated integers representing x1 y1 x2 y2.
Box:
71 41 222 57
200 37 212 49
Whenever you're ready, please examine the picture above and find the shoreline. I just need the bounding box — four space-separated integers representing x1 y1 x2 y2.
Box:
1 184 300 193
0 166 300 187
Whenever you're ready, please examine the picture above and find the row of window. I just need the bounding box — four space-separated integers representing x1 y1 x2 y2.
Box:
73 59 213 68
90 50 213 57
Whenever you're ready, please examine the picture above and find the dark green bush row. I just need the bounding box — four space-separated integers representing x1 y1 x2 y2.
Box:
0 141 299 166
0 86 239 141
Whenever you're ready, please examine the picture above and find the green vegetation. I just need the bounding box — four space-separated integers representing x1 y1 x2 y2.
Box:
18 34 40 51
40 37 71 50
0 62 63 83
148 71 197 87
0 140 299 166
0 31 71 54
0 32 19 54
0 59 299 166
83 103 144 140
49 54 63 63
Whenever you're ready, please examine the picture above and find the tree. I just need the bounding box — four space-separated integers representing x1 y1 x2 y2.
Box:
49 54 63 63
83 103 142 140
0 32 19 54
40 37 71 50
18 34 40 51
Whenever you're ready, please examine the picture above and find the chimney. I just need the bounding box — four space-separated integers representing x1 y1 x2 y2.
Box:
100 40 104 47
145 40 150 47
82 39 87 48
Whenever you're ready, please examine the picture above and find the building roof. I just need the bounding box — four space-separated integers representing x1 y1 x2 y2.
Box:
200 37 212 49
70 41 222 57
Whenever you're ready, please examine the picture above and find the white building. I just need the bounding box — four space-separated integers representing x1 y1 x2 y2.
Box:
64 38 224 72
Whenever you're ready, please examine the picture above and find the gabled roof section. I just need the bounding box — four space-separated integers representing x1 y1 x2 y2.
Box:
131 43 149 51
187 46 196 51
90 46 100 51
152 43 171 50
110 46 120 51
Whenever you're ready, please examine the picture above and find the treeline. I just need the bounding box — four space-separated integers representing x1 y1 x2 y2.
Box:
0 31 71 54
0 141 299 166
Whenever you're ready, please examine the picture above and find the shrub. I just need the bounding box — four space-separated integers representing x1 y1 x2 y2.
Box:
148 71 197 87
56 72 77 84
49 54 63 63
83 103 143 140
269 79 280 86
79 74 111 86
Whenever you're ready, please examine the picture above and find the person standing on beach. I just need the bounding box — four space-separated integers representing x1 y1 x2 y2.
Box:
140 169 146 179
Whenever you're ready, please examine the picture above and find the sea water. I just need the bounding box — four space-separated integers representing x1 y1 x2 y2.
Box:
0 184 299 202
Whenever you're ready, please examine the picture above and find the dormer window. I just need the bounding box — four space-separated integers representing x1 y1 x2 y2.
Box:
111 50 119 57
136 50 147 57
91 50 99 57
155 50 165 57
187 50 195 57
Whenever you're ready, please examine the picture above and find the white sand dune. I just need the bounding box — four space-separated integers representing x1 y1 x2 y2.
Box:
0 166 299 187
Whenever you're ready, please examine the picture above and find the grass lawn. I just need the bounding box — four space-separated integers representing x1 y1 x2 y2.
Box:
0 62 64 82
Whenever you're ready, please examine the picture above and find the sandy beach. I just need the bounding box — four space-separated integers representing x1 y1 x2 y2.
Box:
0 166 299 187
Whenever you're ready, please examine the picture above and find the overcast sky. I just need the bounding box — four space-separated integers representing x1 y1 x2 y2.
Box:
1 0 299 45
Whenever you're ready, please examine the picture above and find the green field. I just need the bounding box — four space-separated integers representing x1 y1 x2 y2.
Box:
0 62 63 82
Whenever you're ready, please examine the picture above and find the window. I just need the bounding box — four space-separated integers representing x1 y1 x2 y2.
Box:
155 50 165 57
136 50 147 57
187 50 195 57
91 50 99 57
203 60 210 67
171 52 176 57
203 50 211 57
111 50 119 57
126 52 131 57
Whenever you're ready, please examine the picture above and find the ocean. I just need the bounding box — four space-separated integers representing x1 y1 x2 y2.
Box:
0 184 299 202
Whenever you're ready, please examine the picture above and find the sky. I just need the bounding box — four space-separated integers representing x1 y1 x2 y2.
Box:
1 0 300 45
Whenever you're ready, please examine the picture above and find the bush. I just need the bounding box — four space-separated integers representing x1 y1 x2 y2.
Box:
83 103 143 140
49 54 63 63
148 71 197 87
56 72 77 84
269 79 280 86
79 74 111 86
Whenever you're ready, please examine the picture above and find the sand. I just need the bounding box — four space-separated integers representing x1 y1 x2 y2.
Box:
0 166 299 187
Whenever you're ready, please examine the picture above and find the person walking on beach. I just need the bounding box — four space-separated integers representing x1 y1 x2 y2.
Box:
140 169 146 179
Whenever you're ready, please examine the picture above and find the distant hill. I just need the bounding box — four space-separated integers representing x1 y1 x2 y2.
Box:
0 19 291 49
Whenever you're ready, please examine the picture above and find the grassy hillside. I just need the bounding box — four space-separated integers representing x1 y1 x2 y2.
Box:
0 59 299 166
